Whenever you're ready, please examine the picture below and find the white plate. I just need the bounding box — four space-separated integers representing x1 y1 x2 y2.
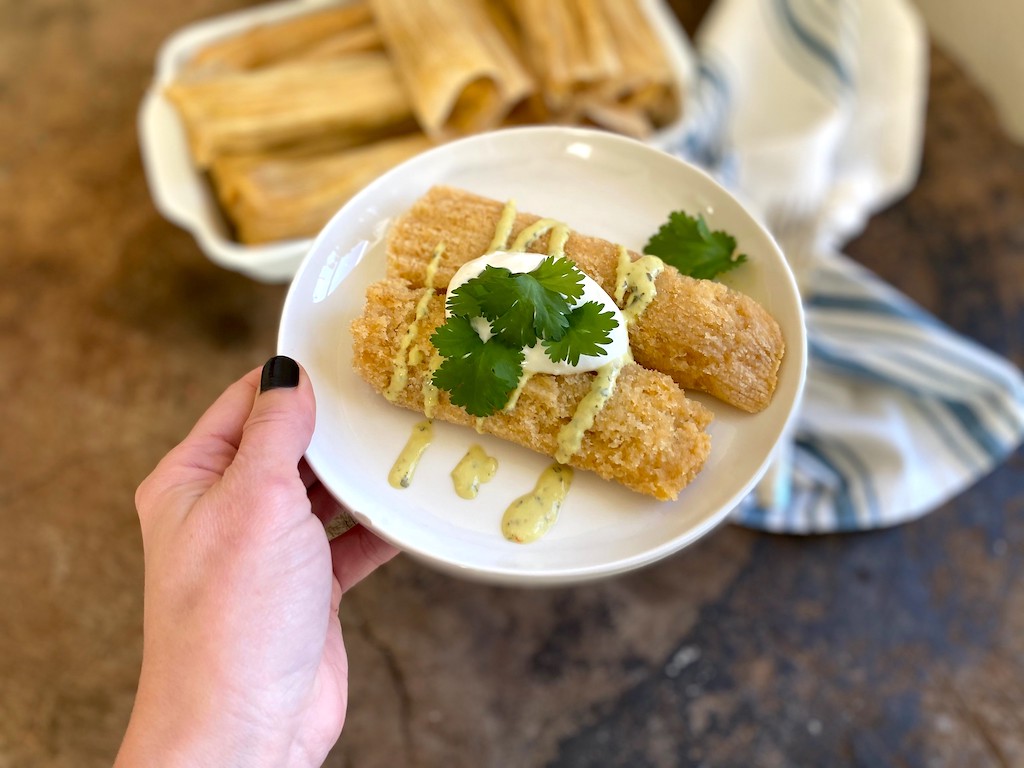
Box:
137 0 694 283
278 126 806 586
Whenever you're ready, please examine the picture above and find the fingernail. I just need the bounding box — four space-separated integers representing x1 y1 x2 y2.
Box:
260 355 300 392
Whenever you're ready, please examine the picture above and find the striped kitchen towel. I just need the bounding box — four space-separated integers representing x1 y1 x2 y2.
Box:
670 0 1024 532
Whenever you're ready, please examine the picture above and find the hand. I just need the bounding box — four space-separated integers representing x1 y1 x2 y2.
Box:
116 356 398 767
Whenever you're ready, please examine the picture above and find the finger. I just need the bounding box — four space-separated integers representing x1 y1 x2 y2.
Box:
136 367 262 512
330 525 399 594
330 575 343 615
169 368 260 474
299 458 318 490
232 356 316 488
308 481 344 527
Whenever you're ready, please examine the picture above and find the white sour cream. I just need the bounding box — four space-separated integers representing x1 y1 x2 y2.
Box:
446 251 628 375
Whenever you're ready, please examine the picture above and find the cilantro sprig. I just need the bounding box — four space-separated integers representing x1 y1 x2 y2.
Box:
643 211 747 279
543 301 619 366
431 317 524 417
431 256 618 417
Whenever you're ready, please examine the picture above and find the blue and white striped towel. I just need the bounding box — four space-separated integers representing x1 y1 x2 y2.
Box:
669 0 1024 532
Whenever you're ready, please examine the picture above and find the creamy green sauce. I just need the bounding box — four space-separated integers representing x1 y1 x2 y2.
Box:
487 199 518 252
555 360 624 463
386 243 445 401
501 464 574 543
510 218 567 253
451 444 498 499
614 245 664 325
503 369 536 412
546 222 569 259
421 351 442 418
388 419 433 489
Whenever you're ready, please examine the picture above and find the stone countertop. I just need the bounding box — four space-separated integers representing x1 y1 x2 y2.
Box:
1 1 1022 766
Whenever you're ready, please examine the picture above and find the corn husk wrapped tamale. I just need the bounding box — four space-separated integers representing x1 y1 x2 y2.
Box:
369 0 535 137
503 0 618 115
502 0 679 134
165 53 413 167
182 2 377 74
591 0 680 127
289 24 384 64
210 133 434 244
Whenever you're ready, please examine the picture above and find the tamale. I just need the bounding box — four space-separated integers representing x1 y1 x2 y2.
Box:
182 2 376 74
290 24 385 63
503 0 620 115
351 278 713 500
384 186 785 413
211 134 434 244
577 98 652 139
165 53 414 167
593 0 680 127
368 0 534 136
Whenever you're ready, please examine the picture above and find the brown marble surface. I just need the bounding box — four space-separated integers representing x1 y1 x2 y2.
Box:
2 1 1023 766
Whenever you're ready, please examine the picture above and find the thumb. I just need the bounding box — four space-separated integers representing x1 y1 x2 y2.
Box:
234 356 316 483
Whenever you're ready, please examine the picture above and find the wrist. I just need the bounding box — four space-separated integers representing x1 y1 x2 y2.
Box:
116 677 292 768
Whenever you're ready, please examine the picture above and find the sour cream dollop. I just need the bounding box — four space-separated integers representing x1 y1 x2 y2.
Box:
446 251 628 375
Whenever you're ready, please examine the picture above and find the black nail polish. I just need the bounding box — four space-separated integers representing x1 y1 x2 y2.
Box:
260 355 300 392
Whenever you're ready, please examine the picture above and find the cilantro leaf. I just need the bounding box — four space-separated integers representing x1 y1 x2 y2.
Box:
429 313 485 358
529 256 585 303
430 316 523 417
454 261 575 348
542 301 619 366
445 265 510 318
431 255 622 417
643 211 748 279
487 272 570 347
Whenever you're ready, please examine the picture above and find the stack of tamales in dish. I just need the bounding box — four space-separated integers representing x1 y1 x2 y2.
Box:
164 0 683 245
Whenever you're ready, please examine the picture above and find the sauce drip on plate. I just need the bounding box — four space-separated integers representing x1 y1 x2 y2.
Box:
501 464 574 543
451 444 498 499
388 419 433 489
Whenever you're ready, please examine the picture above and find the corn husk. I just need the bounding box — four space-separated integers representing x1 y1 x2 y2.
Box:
503 0 619 115
369 0 534 137
210 133 434 244
165 53 413 166
183 2 375 74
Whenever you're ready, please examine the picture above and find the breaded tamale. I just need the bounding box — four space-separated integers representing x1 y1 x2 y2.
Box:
385 186 785 413
351 278 713 500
